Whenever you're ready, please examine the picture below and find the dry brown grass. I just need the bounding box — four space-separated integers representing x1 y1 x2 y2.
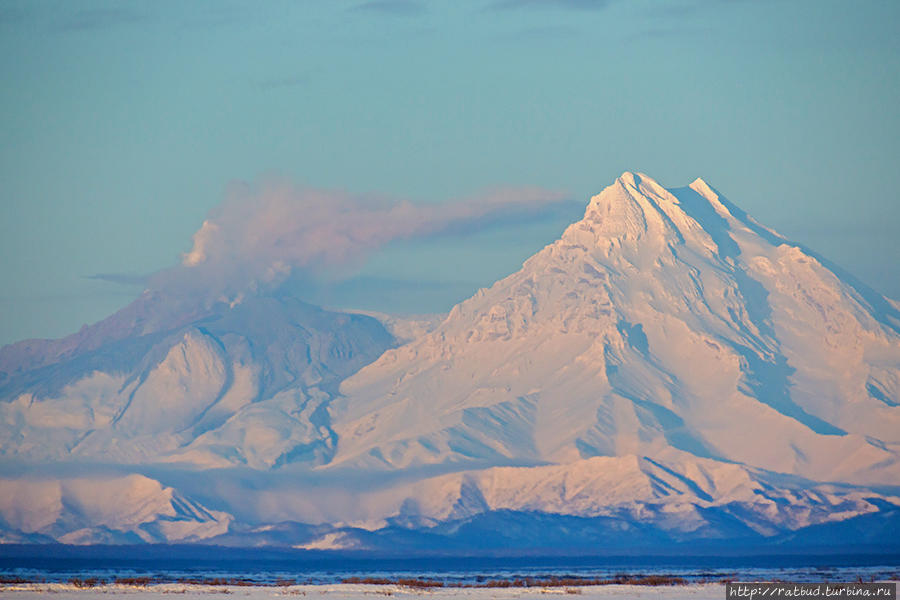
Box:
114 576 160 586
342 574 687 588
342 576 443 588
68 577 102 588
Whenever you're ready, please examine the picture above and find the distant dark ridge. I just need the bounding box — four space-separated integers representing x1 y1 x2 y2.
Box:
1 543 899 566
3 567 898 588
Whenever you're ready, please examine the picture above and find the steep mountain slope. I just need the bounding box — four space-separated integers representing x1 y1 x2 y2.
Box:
0 294 394 468
330 172 900 486
1 171 898 549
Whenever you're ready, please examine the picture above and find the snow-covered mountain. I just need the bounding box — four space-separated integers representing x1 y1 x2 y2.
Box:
0 473 231 544
1 172 898 551
330 173 900 486
0 294 395 468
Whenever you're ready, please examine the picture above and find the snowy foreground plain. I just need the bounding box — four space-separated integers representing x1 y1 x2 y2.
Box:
0 582 724 599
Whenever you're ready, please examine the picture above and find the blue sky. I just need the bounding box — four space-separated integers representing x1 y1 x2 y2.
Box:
1 0 898 345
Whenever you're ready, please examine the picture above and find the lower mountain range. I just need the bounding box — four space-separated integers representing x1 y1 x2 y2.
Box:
1 172 898 553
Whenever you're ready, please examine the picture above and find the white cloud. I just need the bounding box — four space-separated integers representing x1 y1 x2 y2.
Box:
148 180 571 306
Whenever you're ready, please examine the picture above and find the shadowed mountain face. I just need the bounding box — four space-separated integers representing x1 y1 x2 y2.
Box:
1 172 898 550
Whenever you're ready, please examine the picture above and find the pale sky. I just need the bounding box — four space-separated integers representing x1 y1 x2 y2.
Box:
1 0 898 345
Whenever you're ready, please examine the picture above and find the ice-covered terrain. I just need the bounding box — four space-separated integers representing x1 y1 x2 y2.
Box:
1 172 898 550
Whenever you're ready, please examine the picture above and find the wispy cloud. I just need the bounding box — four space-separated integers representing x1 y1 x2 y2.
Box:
258 74 310 91
146 181 571 306
53 8 148 32
624 25 711 44
177 4 258 30
639 0 782 20
351 1 426 16
503 24 580 42
85 273 149 286
491 0 613 11
0 5 28 26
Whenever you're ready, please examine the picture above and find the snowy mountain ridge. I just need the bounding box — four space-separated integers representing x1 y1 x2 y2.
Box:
0 172 898 550
330 172 900 485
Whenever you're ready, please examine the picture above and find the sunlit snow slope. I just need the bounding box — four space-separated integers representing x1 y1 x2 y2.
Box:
0 295 395 469
332 173 900 486
1 172 898 549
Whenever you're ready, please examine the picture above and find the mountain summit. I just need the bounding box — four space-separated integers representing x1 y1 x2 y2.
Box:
1 172 898 550
331 172 900 485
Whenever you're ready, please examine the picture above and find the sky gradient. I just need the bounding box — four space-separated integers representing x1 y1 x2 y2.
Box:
1 0 899 346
